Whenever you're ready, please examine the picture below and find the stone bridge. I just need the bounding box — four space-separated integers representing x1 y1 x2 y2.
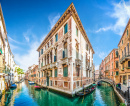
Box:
95 78 116 88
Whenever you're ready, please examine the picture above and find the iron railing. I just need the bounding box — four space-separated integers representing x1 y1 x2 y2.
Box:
120 51 130 63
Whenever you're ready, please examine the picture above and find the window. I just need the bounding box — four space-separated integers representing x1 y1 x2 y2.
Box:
64 82 68 87
123 64 124 70
116 61 118 68
122 40 123 44
86 44 88 50
54 48 57 62
76 66 80 77
112 53 113 59
44 80 46 85
76 27 78 36
39 72 40 77
128 61 130 67
55 69 57 77
63 42 67 58
50 80 52 86
128 43 129 54
76 81 79 87
127 29 128 36
76 44 79 59
55 34 58 42
41 49 43 54
116 71 119 75
50 70 52 77
55 81 57 85
112 63 113 69
44 72 46 77
42 72 43 77
39 51 40 57
64 23 68 34
116 51 118 57
63 66 68 77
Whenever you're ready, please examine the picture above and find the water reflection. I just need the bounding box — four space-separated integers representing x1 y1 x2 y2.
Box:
0 81 121 106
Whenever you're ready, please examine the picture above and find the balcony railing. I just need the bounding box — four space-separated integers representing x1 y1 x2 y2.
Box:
105 70 109 73
120 51 130 63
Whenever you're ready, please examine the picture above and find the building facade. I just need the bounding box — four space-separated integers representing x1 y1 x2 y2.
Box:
37 3 94 96
118 19 130 87
99 49 119 83
0 4 20 93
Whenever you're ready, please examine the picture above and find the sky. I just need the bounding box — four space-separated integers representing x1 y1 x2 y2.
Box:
0 0 130 71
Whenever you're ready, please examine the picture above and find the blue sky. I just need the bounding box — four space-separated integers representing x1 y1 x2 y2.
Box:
0 0 130 71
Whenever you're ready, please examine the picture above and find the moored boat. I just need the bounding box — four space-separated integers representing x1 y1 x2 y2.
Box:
29 81 35 85
34 86 41 89
10 84 17 88
76 86 96 96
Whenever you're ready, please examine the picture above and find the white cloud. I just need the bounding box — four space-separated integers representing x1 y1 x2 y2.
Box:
98 51 107 59
95 65 99 70
23 29 32 42
13 30 46 71
8 36 23 44
96 26 112 33
96 0 130 35
14 41 39 71
48 13 60 29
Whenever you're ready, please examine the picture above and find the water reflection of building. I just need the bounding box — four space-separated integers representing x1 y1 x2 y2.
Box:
97 82 120 106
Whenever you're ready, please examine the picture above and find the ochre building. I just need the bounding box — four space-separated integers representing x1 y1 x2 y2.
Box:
118 19 130 87
99 49 119 83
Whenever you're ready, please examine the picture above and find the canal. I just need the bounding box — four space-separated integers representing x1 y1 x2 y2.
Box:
0 81 121 106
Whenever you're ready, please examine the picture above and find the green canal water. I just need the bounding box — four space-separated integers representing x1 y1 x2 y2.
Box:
0 81 121 106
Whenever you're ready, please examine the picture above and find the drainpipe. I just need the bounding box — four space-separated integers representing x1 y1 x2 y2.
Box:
71 62 73 94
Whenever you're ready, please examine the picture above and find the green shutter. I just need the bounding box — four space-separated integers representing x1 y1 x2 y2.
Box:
64 23 68 34
55 34 58 42
116 71 119 75
55 69 57 77
127 30 128 36
63 67 68 77
0 49 3 54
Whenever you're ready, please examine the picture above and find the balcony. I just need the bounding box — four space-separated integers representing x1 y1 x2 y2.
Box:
75 59 82 66
104 70 109 73
120 51 130 64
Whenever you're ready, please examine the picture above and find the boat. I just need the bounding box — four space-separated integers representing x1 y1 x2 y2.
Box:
29 81 35 85
76 86 96 96
98 82 101 86
10 84 17 88
34 86 41 89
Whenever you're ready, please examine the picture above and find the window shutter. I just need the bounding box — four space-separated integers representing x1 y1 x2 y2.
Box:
63 51 65 58
64 23 68 34
55 69 57 77
63 67 68 77
54 56 56 62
